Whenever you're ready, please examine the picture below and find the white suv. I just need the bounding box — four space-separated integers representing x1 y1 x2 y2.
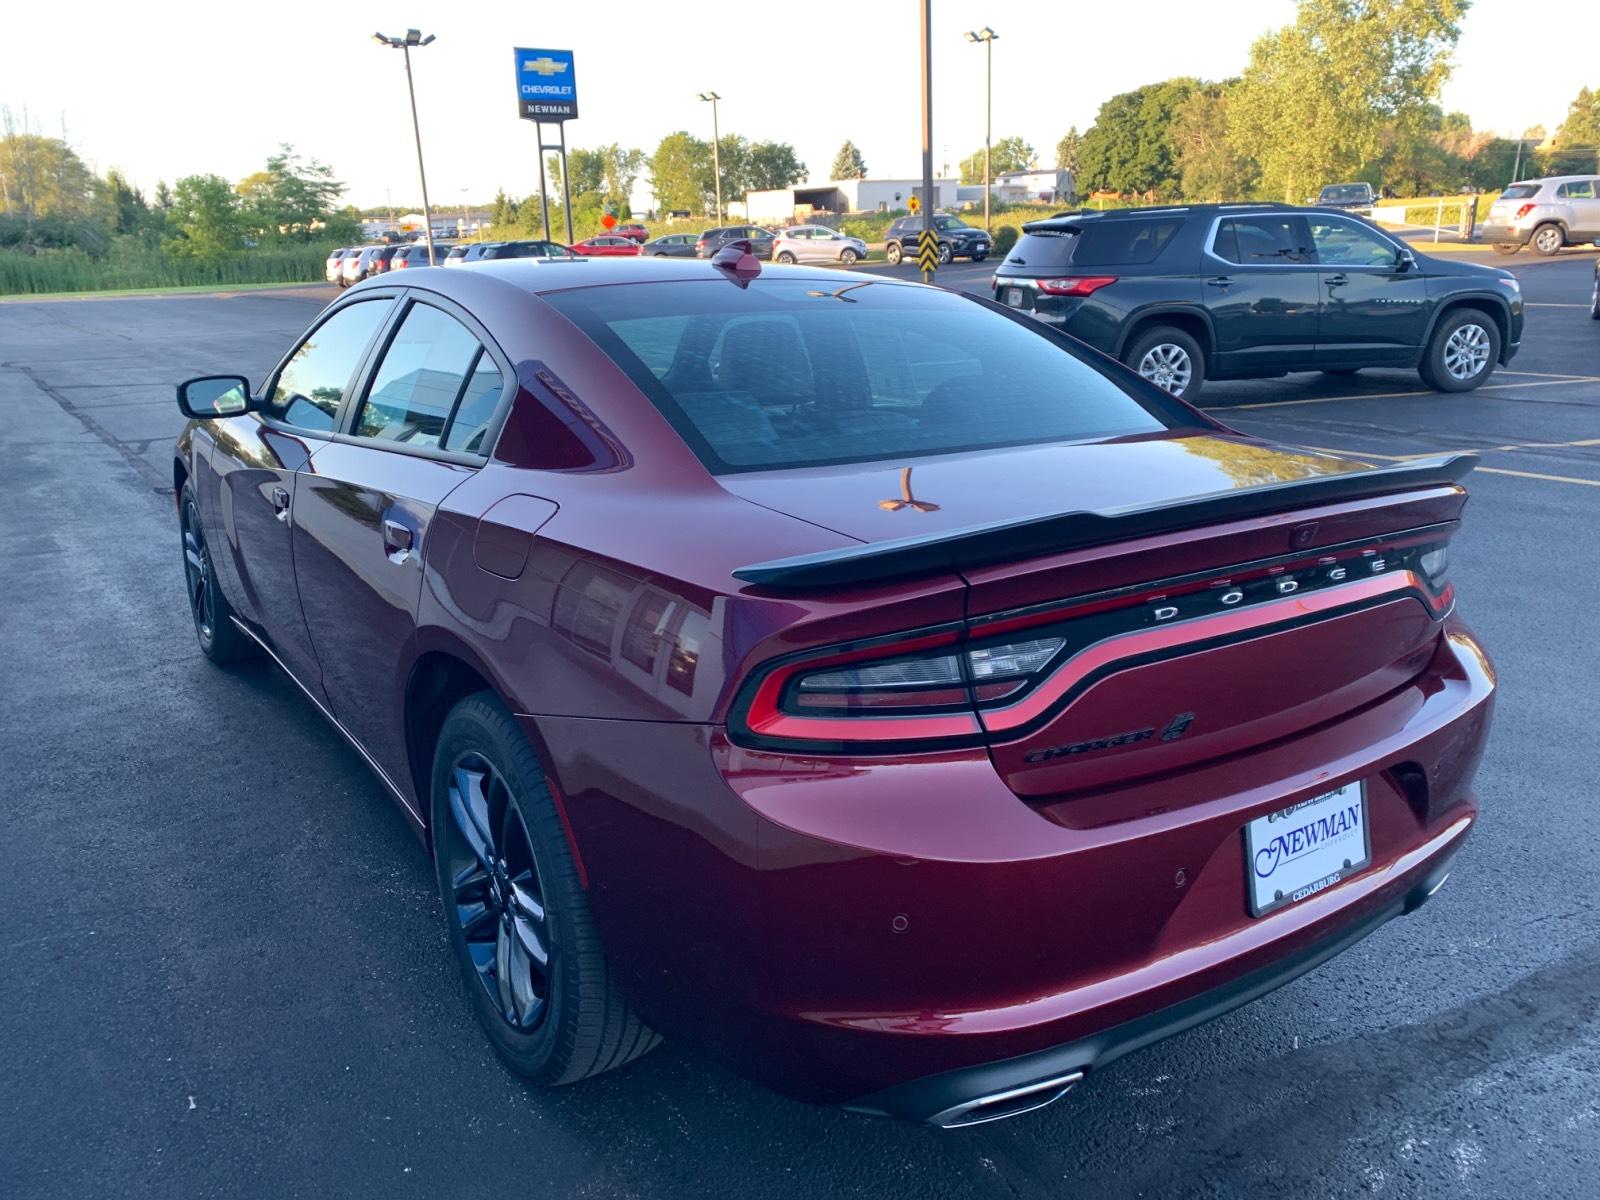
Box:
1482 176 1600 256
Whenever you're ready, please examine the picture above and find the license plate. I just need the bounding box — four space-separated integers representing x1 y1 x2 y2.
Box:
1243 782 1370 917
1006 287 1024 307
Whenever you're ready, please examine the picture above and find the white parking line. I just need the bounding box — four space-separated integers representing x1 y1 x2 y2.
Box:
1223 376 1600 411
1305 445 1600 488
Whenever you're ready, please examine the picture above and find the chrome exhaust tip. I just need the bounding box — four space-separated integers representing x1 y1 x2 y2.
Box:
926 1070 1085 1128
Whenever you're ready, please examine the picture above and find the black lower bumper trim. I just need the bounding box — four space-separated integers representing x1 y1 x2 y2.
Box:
845 858 1457 1125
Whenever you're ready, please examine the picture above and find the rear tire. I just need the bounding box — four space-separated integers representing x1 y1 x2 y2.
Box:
776 251 796 264
1490 243 1521 256
1123 325 1205 403
1530 223 1564 256
431 693 658 1086
1419 309 1499 392
179 481 254 664
885 242 903 266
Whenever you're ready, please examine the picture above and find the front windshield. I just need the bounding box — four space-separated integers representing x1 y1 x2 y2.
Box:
1320 185 1369 202
545 279 1185 474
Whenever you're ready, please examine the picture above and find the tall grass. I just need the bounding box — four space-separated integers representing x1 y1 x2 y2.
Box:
0 242 335 296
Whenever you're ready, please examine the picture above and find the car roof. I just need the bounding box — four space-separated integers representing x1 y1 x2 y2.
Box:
1510 175 1600 186
372 256 925 298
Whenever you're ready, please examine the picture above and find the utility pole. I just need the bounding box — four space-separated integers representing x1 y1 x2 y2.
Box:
374 30 438 264
1511 138 1524 184
920 0 934 283
965 27 998 234
699 92 723 223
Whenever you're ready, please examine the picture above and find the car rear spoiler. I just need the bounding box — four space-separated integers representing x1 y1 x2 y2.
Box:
732 453 1477 591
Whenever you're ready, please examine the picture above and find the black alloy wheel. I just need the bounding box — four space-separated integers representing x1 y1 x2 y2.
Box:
431 693 658 1085
179 481 252 663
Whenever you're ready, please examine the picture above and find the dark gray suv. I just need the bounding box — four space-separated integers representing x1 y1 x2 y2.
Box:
991 203 1523 401
885 214 991 265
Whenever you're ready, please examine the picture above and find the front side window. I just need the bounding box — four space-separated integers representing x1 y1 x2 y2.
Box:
1308 215 1399 267
546 279 1183 473
353 302 498 451
265 299 391 433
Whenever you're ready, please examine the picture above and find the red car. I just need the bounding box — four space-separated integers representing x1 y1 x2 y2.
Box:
171 250 1493 1126
613 222 649 243
570 234 642 257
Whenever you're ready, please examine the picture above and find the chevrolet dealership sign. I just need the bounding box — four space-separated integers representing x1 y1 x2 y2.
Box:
513 47 578 120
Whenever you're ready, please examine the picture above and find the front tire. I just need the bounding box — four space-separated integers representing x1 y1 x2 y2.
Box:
1419 309 1499 392
179 481 254 664
1531 223 1564 256
840 248 859 266
937 242 953 265
971 253 987 263
431 693 658 1086
1124 326 1205 403
885 242 903 266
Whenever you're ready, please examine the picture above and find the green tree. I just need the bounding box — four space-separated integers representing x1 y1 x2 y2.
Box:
1054 126 1083 174
747 141 806 191
99 169 151 236
235 145 346 241
0 129 98 221
1077 79 1200 195
650 131 714 213
491 189 517 228
1170 86 1256 200
1229 0 1469 202
830 140 867 180
167 174 243 258
1546 86 1600 174
958 136 1034 184
154 180 173 213
550 147 605 198
597 144 646 209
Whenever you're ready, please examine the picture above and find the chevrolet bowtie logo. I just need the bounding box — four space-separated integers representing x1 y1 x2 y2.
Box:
522 57 568 76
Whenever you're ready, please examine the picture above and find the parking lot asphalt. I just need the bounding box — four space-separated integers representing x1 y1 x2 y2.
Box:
2 251 1598 1200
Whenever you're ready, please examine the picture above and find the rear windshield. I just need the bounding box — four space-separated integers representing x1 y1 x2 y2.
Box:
1007 218 1183 269
544 279 1181 473
1319 185 1370 202
1499 184 1540 199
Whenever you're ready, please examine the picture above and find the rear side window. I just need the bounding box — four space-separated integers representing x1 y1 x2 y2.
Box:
545 279 1180 473
1500 184 1540 199
1213 216 1306 264
1556 180 1596 199
265 299 391 433
353 302 501 452
1074 219 1184 266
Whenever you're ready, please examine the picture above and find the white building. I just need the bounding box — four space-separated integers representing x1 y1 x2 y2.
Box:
993 168 1076 204
746 177 964 224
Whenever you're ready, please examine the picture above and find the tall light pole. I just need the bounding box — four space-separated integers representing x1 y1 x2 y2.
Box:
965 27 998 234
699 92 723 224
374 29 438 265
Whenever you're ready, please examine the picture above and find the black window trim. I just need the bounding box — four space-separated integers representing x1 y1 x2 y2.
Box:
328 288 518 466
1201 209 1408 269
255 290 402 441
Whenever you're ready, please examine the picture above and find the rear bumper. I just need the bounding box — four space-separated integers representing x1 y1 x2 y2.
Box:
1481 222 1530 245
847 835 1461 1125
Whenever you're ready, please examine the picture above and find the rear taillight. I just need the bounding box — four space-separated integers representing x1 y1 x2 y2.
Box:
1034 275 1118 297
731 533 1454 752
1515 204 1536 220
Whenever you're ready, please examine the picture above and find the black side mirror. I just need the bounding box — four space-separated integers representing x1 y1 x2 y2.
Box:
1395 248 1417 272
177 375 253 419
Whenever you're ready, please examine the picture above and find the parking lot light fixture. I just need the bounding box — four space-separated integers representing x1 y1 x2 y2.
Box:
699 92 723 224
965 27 998 234
376 29 439 266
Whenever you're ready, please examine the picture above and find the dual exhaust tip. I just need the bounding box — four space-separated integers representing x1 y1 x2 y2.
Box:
926 1070 1086 1129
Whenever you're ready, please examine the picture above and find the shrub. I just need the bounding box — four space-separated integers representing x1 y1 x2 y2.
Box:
992 225 1020 256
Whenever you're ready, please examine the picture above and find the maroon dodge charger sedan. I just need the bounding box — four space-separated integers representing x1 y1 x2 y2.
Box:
172 246 1493 1126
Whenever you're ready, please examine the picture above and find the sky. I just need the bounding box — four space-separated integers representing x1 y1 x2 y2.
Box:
1 0 1591 211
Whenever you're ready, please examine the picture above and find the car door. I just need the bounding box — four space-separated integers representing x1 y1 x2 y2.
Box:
202 296 395 696
1558 179 1600 237
1307 214 1430 367
806 227 838 262
291 294 512 796
1203 213 1321 373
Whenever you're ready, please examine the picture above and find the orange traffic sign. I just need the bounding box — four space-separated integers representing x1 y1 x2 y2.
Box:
908 194 921 215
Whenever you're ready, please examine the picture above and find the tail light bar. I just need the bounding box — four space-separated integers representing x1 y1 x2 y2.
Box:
730 531 1453 753
1034 276 1118 297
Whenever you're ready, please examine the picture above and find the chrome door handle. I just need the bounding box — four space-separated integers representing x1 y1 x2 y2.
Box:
1206 275 1233 287
1325 273 1349 287
272 487 290 522
382 518 415 563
